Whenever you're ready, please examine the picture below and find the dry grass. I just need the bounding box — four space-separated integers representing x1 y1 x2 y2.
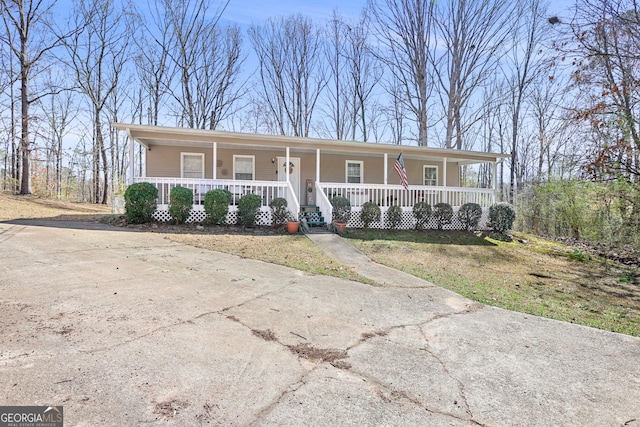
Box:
168 231 374 284
0 192 110 221
345 229 640 337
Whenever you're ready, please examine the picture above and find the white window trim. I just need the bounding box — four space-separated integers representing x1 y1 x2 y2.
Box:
423 165 438 186
233 155 255 180
180 152 205 178
345 160 363 184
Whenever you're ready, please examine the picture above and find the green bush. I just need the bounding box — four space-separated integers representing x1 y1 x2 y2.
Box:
331 196 351 223
360 201 381 229
124 182 158 224
385 205 403 229
269 197 288 227
489 202 516 234
237 194 262 228
204 189 232 225
412 201 432 230
168 186 193 223
458 202 483 231
433 203 453 229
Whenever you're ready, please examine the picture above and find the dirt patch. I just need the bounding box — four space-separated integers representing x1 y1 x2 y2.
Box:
153 399 190 418
287 343 348 364
252 329 278 341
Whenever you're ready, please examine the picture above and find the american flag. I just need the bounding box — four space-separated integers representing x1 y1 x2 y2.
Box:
394 153 409 191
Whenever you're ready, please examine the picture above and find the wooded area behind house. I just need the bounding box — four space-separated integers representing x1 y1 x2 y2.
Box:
1 0 639 249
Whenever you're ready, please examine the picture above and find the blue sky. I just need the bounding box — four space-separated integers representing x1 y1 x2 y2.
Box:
221 0 574 27
222 0 368 26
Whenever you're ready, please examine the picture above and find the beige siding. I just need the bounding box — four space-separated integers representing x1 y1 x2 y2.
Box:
146 145 462 187
146 146 213 178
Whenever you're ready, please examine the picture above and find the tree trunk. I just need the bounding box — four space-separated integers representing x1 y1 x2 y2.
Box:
20 65 31 195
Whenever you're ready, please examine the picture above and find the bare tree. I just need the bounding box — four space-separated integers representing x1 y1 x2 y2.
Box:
368 0 434 146
1 0 76 194
498 0 548 201
40 83 76 198
345 14 382 142
66 0 130 204
430 0 513 151
133 0 173 126
159 0 244 130
321 11 352 140
320 11 382 142
249 14 326 137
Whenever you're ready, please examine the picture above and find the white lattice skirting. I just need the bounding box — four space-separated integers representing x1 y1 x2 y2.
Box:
152 205 491 230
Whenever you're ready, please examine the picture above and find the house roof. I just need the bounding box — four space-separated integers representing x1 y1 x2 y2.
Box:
112 123 510 165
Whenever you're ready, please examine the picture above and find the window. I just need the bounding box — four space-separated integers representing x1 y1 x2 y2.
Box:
234 155 255 180
181 153 204 178
346 160 363 183
423 166 438 186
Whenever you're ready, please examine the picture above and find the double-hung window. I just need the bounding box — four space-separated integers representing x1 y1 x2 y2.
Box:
346 160 363 184
234 155 255 180
181 153 204 179
423 166 438 186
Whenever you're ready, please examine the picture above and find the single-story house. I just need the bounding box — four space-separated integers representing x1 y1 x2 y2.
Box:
112 123 510 229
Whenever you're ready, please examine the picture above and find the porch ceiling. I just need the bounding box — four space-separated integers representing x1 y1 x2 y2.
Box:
113 123 510 164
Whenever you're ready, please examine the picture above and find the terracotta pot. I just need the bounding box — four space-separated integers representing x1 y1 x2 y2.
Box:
332 220 346 234
287 221 300 233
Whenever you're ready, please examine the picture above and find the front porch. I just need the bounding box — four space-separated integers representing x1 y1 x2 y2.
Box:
113 123 509 230
141 177 496 229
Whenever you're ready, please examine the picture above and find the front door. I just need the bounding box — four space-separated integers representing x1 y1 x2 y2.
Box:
277 156 301 203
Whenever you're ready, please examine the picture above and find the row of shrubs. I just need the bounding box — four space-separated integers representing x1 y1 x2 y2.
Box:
124 183 264 227
124 182 515 234
330 195 515 234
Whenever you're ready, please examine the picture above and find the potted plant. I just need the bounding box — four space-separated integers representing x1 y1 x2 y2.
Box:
286 211 300 234
330 196 351 234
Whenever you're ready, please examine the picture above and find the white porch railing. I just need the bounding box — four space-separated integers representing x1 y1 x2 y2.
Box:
134 177 292 208
318 182 495 209
133 178 495 217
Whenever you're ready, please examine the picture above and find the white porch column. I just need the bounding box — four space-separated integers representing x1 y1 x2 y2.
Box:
128 129 134 184
286 146 290 184
384 153 388 185
213 142 217 179
443 157 448 204
316 149 320 182
492 161 498 204
443 157 447 187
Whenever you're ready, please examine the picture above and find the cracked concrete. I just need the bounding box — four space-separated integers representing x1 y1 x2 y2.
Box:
1 220 640 426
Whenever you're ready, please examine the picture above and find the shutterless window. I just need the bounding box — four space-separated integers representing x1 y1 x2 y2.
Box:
346 161 363 184
234 155 254 180
423 166 438 186
181 153 204 178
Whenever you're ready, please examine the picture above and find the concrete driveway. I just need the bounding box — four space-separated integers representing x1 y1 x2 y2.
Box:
1 220 639 427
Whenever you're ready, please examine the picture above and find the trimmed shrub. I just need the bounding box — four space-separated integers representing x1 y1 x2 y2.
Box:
331 196 351 223
385 205 403 229
489 202 516 235
237 194 262 228
124 182 158 224
360 202 381 229
412 201 432 230
458 202 483 231
269 197 288 227
168 186 193 223
204 189 232 225
433 202 453 230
